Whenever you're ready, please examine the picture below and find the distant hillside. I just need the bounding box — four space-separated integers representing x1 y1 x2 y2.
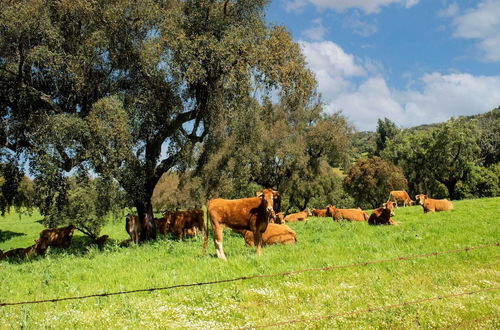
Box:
407 106 500 132
350 107 500 159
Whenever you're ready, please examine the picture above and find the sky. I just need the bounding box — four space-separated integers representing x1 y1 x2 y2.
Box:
265 0 500 131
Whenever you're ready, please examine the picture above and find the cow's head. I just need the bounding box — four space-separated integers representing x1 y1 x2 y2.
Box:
415 194 427 205
256 189 279 220
274 212 285 224
382 202 396 217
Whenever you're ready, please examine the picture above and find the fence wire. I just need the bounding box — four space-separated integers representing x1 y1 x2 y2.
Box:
0 242 498 308
247 287 499 329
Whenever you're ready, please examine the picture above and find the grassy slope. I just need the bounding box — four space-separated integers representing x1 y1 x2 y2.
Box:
0 198 499 329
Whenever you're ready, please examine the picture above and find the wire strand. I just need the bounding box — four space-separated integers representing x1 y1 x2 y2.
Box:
0 242 497 307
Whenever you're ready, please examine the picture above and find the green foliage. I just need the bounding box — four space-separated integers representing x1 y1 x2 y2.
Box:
375 117 399 156
0 163 35 215
343 156 407 209
382 119 481 199
455 165 499 199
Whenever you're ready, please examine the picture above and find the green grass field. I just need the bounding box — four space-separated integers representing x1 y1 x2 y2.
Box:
1 198 499 329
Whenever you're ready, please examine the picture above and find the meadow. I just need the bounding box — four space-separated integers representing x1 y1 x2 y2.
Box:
0 198 499 329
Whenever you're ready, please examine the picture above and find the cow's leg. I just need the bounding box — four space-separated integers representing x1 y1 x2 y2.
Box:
254 230 263 256
213 225 227 260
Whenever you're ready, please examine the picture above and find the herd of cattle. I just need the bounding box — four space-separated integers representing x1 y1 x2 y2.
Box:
0 190 453 261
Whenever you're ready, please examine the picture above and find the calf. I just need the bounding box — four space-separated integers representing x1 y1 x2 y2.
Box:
415 194 453 213
203 188 279 260
312 208 327 217
235 223 297 247
284 208 312 222
368 202 396 225
326 205 368 222
126 214 142 244
35 225 76 254
388 190 414 207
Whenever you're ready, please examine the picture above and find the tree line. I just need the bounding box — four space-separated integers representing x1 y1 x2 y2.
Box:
1 1 498 240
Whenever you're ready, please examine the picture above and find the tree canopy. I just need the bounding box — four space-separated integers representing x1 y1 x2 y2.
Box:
1 0 353 238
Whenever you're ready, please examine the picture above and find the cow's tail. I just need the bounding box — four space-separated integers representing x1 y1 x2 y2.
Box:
202 206 209 256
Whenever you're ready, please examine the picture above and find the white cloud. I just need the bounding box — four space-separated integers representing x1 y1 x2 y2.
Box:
328 72 500 130
284 0 419 14
438 3 459 18
300 41 366 78
449 0 500 62
302 18 327 41
300 41 500 130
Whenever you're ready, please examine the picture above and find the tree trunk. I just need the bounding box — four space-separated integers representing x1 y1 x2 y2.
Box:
135 196 157 242
444 181 457 200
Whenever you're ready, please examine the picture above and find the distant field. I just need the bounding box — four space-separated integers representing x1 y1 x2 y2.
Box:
1 198 499 329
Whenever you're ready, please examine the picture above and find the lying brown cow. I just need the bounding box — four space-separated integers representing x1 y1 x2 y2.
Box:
415 194 453 213
0 245 37 260
164 208 205 239
126 214 141 244
274 212 285 224
35 225 76 254
312 208 327 217
284 208 312 222
326 205 368 222
368 202 396 225
203 188 279 260
234 223 297 247
388 190 414 207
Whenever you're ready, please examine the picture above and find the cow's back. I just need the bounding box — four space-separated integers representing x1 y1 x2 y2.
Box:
424 198 453 212
333 208 366 221
242 224 296 246
208 197 261 228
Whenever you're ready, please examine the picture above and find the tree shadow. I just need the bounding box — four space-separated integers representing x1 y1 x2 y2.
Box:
0 230 26 243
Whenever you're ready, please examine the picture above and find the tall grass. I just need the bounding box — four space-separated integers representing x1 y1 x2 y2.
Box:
1 198 499 329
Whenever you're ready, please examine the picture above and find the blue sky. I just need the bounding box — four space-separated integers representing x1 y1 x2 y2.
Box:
265 0 500 130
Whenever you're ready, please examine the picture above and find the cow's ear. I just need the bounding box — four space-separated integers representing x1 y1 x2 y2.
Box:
272 190 279 198
256 191 264 198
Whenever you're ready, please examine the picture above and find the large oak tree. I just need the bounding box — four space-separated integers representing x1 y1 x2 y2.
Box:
1 0 330 240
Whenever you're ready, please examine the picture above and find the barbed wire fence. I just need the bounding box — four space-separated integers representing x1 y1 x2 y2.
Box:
1 242 498 308
246 287 499 329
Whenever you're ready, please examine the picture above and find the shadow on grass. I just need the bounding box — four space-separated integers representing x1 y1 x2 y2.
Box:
0 230 26 243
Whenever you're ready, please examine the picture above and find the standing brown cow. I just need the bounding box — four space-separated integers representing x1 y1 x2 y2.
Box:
126 214 142 244
202 188 279 260
234 223 297 247
415 194 453 213
284 208 312 222
35 225 76 254
388 190 414 207
368 202 396 225
326 205 368 222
